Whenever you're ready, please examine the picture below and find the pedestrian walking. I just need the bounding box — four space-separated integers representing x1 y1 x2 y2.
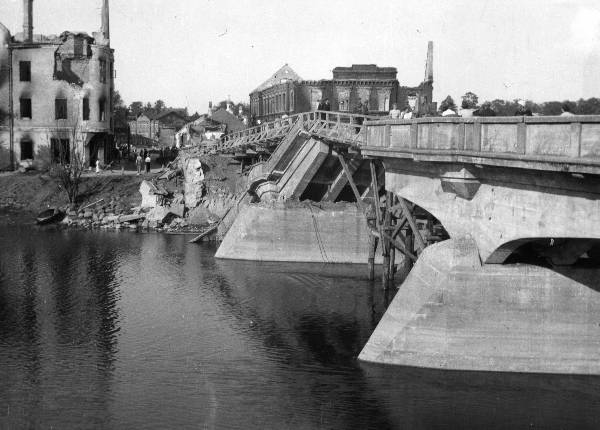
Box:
145 154 151 174
136 153 143 175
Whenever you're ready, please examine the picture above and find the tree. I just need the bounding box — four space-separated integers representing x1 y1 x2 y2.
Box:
49 86 87 203
540 101 563 116
577 98 600 114
439 95 457 112
129 101 143 117
154 99 166 113
113 90 125 109
461 91 479 109
489 99 519 116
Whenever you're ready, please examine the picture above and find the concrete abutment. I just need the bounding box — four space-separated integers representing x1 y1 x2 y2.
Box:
359 237 600 374
215 201 385 264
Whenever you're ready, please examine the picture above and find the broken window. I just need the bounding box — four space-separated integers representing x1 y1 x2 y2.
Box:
82 97 90 120
99 99 106 121
19 61 31 82
20 139 34 160
99 59 107 83
20 98 32 119
50 138 70 164
55 98 67 120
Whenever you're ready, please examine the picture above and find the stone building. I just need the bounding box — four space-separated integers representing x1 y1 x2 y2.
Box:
249 42 434 123
0 0 115 170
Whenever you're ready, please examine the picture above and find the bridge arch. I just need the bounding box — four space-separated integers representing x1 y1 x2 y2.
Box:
488 237 600 266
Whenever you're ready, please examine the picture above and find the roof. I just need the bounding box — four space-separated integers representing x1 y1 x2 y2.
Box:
153 109 187 122
210 108 245 133
252 64 302 93
135 113 152 121
192 116 223 130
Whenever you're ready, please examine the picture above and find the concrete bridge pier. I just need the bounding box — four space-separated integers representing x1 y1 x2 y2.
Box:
359 160 600 374
359 236 600 374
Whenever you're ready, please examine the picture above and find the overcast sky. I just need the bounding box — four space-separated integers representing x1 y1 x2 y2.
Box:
1 0 599 113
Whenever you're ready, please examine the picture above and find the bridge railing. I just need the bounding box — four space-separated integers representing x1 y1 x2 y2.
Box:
216 113 305 153
214 110 384 153
303 111 383 147
362 115 600 173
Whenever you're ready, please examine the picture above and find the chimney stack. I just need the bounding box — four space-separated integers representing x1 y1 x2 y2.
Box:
425 41 434 83
101 0 110 42
23 0 33 43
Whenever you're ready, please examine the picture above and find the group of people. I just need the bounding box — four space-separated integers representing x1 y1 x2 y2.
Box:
388 103 414 119
135 150 152 175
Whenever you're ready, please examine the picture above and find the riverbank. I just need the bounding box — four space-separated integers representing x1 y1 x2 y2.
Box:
0 152 247 234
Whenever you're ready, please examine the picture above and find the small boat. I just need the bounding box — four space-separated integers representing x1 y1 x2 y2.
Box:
36 208 64 225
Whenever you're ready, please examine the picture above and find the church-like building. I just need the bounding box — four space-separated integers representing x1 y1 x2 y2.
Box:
249 42 434 123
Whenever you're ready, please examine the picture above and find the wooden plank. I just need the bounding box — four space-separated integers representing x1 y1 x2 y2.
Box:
189 225 218 243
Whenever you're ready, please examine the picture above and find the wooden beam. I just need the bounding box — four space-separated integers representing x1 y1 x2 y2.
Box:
382 191 392 289
369 160 382 228
381 231 418 262
368 236 378 281
337 153 364 211
391 216 407 237
398 198 426 252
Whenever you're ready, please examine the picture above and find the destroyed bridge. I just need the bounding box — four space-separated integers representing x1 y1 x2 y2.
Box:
210 110 600 375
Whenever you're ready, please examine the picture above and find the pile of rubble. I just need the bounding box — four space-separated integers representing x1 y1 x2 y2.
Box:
56 153 244 236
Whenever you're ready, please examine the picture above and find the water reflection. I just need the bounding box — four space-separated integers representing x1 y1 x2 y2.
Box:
0 226 599 429
0 226 120 428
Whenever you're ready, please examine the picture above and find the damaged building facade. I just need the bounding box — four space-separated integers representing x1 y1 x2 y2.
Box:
0 0 115 170
249 42 434 123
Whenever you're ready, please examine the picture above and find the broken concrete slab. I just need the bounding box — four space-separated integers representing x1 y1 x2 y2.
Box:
118 214 145 223
139 180 161 208
183 158 205 208
146 205 183 224
169 203 185 218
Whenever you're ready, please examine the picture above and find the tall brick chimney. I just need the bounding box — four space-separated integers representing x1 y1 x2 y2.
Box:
23 0 33 43
101 0 110 42
425 41 433 83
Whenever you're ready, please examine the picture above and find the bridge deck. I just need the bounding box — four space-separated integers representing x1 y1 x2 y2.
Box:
361 115 600 175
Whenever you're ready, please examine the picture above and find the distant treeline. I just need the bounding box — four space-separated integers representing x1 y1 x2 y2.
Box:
441 93 600 116
485 98 600 116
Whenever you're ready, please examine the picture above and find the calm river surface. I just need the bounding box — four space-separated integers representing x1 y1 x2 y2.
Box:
1 221 600 429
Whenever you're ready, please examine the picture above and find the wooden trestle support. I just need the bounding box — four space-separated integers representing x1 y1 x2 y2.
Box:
338 152 439 289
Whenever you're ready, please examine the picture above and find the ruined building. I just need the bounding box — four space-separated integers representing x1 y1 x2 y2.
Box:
249 42 434 123
0 0 115 170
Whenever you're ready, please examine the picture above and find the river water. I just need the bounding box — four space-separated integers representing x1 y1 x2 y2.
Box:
1 221 600 429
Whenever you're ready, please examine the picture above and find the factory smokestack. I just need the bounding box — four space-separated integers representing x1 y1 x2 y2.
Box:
425 41 433 83
23 0 33 43
101 0 110 42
